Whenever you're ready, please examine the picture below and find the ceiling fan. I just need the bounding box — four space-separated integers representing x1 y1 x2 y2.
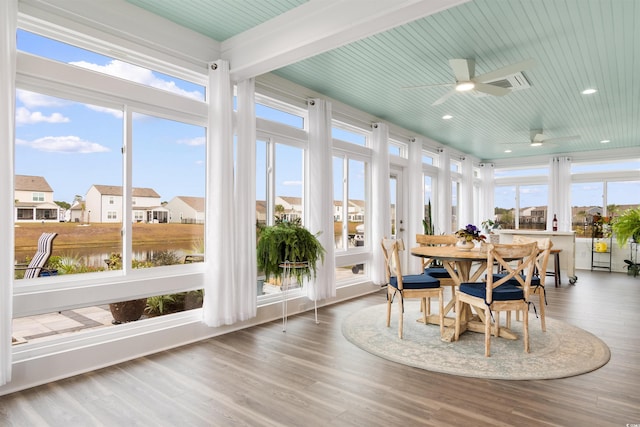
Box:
404 58 535 106
504 129 581 147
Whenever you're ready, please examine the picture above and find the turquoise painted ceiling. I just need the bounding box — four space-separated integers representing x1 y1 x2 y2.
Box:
127 0 640 161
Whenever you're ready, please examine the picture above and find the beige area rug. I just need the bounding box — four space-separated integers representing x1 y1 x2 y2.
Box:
342 302 610 380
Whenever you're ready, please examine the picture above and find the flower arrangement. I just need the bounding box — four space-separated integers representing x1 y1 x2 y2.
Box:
455 224 486 242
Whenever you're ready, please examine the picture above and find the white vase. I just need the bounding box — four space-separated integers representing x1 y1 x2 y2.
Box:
456 239 474 251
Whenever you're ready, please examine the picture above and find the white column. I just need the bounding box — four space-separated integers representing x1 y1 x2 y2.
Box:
407 137 424 274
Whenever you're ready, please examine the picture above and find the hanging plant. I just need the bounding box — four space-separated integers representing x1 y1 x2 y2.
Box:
257 220 326 284
612 208 640 247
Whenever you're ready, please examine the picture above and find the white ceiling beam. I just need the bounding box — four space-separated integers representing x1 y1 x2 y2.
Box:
222 0 469 81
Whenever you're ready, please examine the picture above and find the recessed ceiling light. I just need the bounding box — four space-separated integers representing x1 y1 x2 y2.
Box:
600 139 610 144
442 114 453 120
582 88 597 95
504 149 512 153
530 142 543 147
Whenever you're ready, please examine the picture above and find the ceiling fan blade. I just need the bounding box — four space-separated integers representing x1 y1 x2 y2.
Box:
449 58 474 81
401 82 453 90
474 58 536 83
543 135 581 143
474 82 510 97
432 89 456 106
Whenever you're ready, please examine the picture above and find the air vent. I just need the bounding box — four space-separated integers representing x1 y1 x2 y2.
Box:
474 71 531 96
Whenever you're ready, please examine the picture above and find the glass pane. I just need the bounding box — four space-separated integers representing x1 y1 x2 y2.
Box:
12 289 203 345
333 156 346 250
422 154 434 165
132 113 205 268
333 127 366 146
17 30 205 101
423 175 434 234
256 140 268 227
495 185 516 229
348 159 366 246
451 181 459 231
572 160 640 174
15 90 123 276
256 103 304 128
519 184 548 230
275 143 303 223
390 175 397 238
607 181 640 212
571 182 603 236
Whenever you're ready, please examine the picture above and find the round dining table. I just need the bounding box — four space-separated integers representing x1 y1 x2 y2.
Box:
410 244 519 342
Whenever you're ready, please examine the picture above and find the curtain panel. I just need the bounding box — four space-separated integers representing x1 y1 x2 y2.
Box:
549 157 572 231
307 99 336 300
234 78 258 320
370 123 390 285
203 60 237 326
0 0 17 385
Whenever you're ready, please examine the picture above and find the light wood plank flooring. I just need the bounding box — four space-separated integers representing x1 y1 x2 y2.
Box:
1 270 639 426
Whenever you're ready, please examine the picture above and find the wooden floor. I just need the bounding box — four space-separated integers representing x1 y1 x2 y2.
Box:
1 270 639 426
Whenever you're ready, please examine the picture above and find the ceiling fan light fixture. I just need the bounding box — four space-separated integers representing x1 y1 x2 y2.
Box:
530 141 543 147
455 81 475 92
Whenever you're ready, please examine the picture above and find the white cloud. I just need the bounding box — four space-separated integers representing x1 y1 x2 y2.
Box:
15 107 70 125
70 59 204 101
84 104 124 119
177 136 205 146
17 136 110 154
17 90 68 108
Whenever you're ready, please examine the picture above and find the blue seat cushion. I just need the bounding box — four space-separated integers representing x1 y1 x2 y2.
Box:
390 274 440 290
459 282 524 301
424 267 453 278
490 273 541 286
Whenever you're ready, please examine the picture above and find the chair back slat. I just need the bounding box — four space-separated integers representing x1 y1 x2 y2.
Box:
381 238 405 290
485 242 538 304
416 234 457 269
24 232 57 279
512 235 553 285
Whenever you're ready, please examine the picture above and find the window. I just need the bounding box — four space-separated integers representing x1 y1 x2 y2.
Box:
17 30 205 101
109 196 115 205
494 165 550 230
256 136 305 296
14 90 123 273
256 101 305 129
132 113 205 268
332 123 367 146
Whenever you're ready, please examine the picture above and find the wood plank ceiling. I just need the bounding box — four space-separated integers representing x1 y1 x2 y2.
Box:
127 0 640 161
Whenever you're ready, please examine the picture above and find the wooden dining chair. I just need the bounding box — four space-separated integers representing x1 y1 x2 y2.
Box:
454 242 538 357
510 235 553 331
416 234 458 293
381 238 444 339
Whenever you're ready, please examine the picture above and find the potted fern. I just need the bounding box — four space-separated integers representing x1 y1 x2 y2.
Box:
257 218 325 285
612 207 640 248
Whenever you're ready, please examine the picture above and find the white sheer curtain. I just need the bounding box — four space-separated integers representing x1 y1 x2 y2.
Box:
479 163 495 223
234 78 258 320
307 99 336 300
549 156 572 231
370 123 390 285
0 0 17 385
407 137 424 274
460 156 474 226
203 60 237 326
